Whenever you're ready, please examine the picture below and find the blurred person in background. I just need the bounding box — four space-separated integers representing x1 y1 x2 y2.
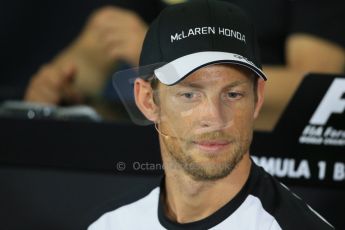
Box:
21 0 345 130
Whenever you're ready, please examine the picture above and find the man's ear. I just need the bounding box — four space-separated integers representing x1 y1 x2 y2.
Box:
254 78 265 119
134 78 160 122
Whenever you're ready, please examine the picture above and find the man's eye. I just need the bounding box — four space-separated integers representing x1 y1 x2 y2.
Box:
177 91 200 101
226 92 243 100
182 92 195 99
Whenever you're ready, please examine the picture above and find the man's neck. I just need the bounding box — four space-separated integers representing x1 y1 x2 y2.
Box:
162 154 252 224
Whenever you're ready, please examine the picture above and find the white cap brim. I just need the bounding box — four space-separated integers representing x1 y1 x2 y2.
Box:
154 51 267 85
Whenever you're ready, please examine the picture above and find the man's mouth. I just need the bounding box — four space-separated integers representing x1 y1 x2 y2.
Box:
192 140 230 152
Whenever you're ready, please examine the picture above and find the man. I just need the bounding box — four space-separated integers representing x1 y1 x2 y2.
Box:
88 0 334 229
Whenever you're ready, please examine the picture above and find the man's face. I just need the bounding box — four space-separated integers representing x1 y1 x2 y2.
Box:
156 64 259 181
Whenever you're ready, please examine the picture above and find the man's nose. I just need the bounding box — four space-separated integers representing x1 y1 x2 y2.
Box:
197 96 231 131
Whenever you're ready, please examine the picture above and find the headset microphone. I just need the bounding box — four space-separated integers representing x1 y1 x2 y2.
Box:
154 122 171 139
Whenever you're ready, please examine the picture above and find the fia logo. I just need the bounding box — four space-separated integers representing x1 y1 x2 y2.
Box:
299 78 345 146
309 78 345 125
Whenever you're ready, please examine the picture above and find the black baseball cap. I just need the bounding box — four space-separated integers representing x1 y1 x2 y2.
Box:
139 0 267 85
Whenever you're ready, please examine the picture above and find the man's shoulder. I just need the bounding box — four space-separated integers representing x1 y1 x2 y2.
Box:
88 187 161 230
253 164 334 229
274 182 334 229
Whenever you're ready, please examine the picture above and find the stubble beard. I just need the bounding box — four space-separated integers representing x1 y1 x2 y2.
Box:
162 131 253 181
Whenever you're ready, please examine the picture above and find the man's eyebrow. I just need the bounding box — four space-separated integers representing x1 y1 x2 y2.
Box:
222 80 249 89
178 80 249 89
178 81 204 89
